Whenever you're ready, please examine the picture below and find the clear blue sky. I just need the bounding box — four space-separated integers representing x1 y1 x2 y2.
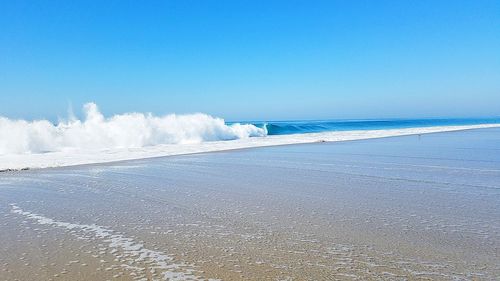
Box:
1 0 499 121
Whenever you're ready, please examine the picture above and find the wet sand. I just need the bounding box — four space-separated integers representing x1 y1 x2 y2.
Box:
1 128 499 280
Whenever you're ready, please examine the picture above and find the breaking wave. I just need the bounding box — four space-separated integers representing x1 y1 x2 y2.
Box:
258 118 500 135
0 103 267 155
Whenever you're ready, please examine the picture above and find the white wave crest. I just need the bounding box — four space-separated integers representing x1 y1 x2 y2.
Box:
0 103 266 155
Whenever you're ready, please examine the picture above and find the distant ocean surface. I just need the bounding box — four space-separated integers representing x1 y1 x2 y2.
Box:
1 103 500 170
249 118 500 135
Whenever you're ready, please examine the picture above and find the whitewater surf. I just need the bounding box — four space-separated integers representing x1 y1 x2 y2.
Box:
1 103 500 170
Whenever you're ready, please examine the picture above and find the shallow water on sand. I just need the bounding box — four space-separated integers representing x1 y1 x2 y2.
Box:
1 128 499 280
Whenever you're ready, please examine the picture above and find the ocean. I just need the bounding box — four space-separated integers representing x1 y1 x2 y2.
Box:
1 103 499 170
249 118 500 135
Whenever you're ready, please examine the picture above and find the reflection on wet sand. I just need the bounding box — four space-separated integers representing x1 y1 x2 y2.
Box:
1 128 500 280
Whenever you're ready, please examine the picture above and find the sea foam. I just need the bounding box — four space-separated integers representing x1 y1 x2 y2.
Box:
10 204 218 281
0 103 266 155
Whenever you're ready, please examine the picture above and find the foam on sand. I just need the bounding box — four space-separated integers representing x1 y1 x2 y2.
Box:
1 103 499 170
10 204 219 281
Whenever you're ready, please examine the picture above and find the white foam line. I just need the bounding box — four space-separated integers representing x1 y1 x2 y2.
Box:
10 204 219 281
2 124 499 170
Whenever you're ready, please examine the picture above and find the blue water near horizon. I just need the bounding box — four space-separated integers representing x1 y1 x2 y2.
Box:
240 118 500 136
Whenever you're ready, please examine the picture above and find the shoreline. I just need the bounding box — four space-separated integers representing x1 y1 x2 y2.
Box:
1 127 499 280
1 123 500 171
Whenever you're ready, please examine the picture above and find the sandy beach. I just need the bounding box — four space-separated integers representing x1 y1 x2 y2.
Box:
1 127 499 280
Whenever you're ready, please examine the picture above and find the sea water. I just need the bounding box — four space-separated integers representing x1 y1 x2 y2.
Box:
1 102 499 169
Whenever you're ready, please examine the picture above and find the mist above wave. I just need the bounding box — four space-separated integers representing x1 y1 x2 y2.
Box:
0 103 267 155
